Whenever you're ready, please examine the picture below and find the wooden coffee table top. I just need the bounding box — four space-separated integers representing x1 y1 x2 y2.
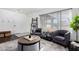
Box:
18 35 40 45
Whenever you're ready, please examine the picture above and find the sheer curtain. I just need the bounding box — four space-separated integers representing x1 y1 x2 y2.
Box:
60 9 72 30
40 9 72 32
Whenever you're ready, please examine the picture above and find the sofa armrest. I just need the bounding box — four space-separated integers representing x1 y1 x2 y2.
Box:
64 32 70 41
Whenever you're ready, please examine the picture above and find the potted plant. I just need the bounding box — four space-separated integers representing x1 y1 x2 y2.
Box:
70 15 79 42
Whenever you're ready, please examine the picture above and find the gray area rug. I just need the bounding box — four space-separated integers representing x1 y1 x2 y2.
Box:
0 39 68 51
0 33 68 51
41 39 68 51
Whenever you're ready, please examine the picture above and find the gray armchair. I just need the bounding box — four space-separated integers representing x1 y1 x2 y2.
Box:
52 30 70 47
31 28 42 37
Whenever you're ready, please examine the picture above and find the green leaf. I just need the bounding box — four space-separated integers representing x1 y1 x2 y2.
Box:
70 15 79 32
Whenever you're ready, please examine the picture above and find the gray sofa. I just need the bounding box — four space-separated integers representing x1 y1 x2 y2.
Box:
52 30 70 47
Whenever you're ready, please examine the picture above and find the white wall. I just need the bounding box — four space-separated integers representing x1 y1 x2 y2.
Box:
0 8 69 35
0 9 28 34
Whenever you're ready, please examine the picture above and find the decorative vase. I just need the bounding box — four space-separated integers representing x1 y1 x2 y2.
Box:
29 35 31 38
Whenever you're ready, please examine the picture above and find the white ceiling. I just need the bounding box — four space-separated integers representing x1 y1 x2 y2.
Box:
1 8 46 14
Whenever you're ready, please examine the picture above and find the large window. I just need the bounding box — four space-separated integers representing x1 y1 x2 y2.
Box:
60 9 72 30
48 12 60 30
40 9 72 31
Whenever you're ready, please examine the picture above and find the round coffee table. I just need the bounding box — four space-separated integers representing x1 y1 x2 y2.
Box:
18 35 40 51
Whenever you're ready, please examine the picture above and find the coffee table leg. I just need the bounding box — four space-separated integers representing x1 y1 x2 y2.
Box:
39 41 40 51
21 44 23 51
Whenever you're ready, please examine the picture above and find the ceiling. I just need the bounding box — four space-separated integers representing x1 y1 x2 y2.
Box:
1 8 46 14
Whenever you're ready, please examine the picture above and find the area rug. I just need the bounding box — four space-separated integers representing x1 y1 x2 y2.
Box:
0 39 68 51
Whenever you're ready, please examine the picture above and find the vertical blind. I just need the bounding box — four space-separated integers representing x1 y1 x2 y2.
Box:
40 9 72 31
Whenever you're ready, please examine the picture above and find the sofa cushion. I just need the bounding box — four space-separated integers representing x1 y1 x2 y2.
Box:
58 30 67 37
54 36 65 40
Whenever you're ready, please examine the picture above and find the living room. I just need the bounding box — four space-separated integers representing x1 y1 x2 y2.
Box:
0 8 79 51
